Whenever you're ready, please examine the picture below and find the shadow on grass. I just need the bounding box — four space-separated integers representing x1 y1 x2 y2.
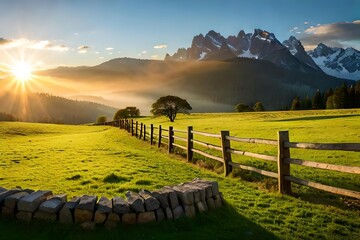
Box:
0 204 278 240
268 114 360 122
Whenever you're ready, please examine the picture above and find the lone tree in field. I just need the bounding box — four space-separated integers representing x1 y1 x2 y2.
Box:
114 106 140 120
151 95 192 122
96 115 107 124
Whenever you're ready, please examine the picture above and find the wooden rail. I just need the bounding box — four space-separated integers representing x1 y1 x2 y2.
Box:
104 119 360 200
226 136 278 145
284 142 360 151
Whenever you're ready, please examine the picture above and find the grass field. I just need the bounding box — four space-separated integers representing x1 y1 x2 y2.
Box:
0 109 360 239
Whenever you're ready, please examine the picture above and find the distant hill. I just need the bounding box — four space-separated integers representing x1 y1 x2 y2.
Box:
40 57 354 112
0 91 117 124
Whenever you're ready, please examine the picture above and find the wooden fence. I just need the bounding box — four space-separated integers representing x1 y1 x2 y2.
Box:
96 119 360 200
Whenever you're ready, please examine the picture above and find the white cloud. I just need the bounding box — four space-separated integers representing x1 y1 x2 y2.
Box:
153 44 167 49
0 38 69 52
293 27 298 30
141 50 147 54
106 47 114 51
151 54 159 59
301 20 360 50
296 32 301 34
77 45 90 53
74 32 79 36
95 51 100 54
304 21 309 25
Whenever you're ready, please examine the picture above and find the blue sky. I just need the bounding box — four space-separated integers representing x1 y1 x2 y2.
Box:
0 0 359 67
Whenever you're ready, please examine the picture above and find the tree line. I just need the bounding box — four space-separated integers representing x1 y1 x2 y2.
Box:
290 82 360 110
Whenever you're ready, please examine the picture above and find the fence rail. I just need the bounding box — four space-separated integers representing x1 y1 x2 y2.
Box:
98 119 360 200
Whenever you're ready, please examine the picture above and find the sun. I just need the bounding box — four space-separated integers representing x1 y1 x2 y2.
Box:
11 61 33 82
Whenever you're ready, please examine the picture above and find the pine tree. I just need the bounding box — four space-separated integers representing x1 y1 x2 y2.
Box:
348 85 356 108
312 89 324 109
291 97 301 110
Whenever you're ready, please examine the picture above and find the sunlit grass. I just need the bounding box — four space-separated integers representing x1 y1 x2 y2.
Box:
0 110 359 239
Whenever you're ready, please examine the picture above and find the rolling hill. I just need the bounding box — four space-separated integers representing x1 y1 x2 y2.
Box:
40 57 354 112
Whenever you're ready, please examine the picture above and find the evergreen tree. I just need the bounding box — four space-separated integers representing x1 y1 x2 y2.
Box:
301 95 312 110
348 85 356 108
326 95 336 109
312 89 324 109
291 97 301 110
354 81 360 108
324 88 334 107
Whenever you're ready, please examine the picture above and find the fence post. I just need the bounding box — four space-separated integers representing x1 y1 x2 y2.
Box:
143 124 146 141
277 131 291 195
124 119 127 130
139 123 143 139
135 121 138 137
150 124 154 145
187 126 193 162
131 119 134 136
168 126 173 153
158 125 162 148
221 131 232 176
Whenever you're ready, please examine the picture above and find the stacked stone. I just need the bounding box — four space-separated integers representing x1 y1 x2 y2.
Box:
0 179 223 227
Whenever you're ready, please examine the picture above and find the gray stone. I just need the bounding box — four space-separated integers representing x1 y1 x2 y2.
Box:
39 198 65 213
151 190 169 208
172 186 194 205
94 211 107 224
155 208 165 222
4 191 30 209
16 211 33 222
137 211 156 224
214 194 222 208
0 189 22 204
139 190 160 211
122 213 137 225
172 205 184 220
0 187 7 193
183 185 200 203
17 190 52 212
161 187 179 209
193 179 217 198
2 206 15 216
52 194 67 202
206 197 216 210
113 196 130 214
183 204 196 218
74 208 94 223
33 210 57 222
195 201 208 212
164 207 173 220
59 207 73 224
107 212 120 222
59 196 80 224
186 183 205 202
97 196 112 213
126 191 145 213
76 195 97 211
64 196 81 210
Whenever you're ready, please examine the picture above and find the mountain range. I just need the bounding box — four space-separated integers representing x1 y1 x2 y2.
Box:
165 29 360 80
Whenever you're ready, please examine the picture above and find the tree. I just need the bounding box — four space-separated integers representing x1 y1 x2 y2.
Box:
301 95 312 110
96 115 107 124
312 90 324 109
253 102 265 111
114 106 140 120
235 103 251 112
151 95 192 122
291 97 301 110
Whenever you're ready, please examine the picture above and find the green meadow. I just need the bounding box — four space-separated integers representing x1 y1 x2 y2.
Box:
0 109 359 240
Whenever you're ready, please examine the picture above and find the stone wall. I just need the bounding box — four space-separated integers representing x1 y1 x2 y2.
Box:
0 179 223 228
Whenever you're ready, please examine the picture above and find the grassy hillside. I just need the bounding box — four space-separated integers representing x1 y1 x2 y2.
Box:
0 110 359 239
0 91 117 124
